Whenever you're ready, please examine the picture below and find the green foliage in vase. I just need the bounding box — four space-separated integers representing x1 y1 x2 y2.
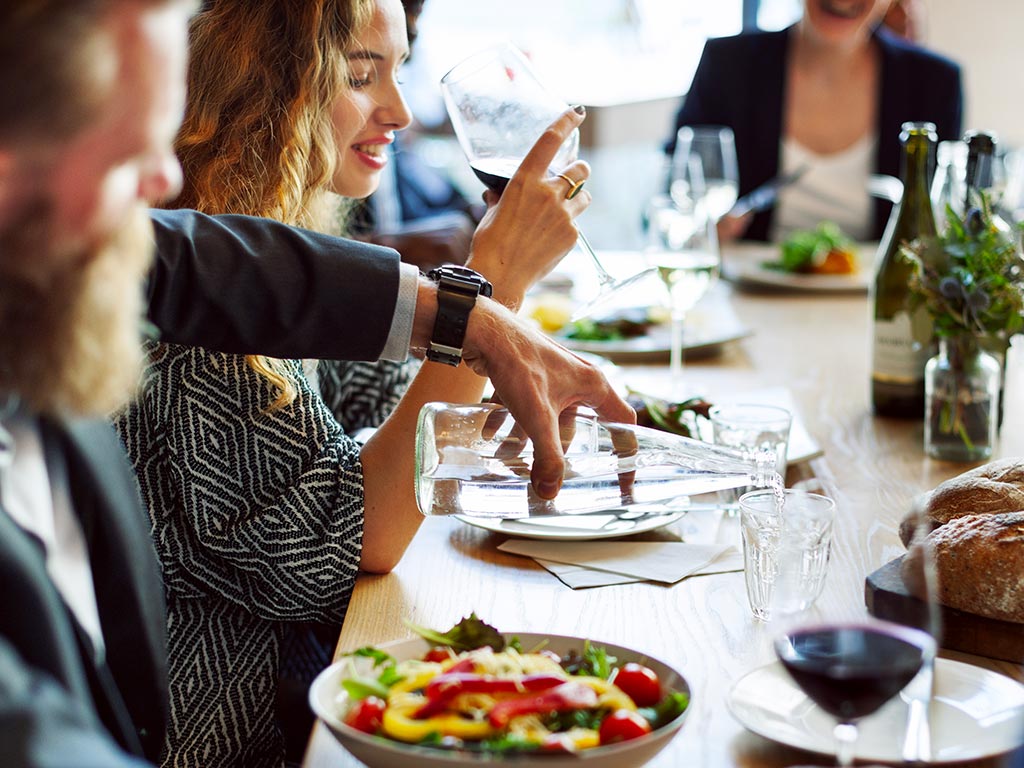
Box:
903 193 1024 346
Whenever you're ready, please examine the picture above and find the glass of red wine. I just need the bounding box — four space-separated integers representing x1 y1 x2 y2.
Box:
440 42 654 320
767 491 941 767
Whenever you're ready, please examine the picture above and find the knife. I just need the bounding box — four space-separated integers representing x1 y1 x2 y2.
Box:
901 650 934 764
730 165 809 218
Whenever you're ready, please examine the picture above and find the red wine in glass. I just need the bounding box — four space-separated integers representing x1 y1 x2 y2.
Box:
470 158 520 193
774 622 933 766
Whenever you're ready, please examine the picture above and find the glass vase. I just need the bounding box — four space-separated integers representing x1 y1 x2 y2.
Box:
924 336 1000 461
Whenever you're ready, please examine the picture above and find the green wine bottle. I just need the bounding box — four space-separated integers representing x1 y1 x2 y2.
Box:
963 130 1014 237
870 122 938 418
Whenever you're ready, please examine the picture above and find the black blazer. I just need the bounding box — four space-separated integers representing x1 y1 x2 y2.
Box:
0 419 163 766
667 25 963 241
0 211 412 765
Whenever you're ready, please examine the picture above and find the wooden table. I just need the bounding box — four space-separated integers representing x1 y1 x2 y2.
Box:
304 283 1024 768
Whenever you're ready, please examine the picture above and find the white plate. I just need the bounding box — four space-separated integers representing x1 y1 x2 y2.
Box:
453 509 687 541
310 632 691 768
721 242 874 293
728 658 1024 763
561 319 753 364
559 301 751 364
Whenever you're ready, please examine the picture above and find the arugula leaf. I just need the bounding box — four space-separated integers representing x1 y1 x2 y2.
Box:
347 646 394 668
340 646 404 699
637 690 690 728
404 613 505 652
561 640 616 678
341 676 390 701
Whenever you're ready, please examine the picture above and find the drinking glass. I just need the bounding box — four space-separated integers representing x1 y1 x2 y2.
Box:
739 488 834 622
710 403 792 503
764 493 942 768
440 43 653 320
673 126 739 221
642 164 720 400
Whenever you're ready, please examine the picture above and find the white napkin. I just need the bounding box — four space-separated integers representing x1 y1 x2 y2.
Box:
534 548 744 589
497 539 734 585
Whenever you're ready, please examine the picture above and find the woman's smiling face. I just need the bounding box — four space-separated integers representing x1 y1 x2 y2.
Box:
802 0 891 46
330 0 412 199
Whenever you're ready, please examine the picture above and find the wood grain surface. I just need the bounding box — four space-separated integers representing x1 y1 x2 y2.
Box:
303 284 1024 768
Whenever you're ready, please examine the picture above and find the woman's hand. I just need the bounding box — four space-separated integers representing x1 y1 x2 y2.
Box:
466 106 591 309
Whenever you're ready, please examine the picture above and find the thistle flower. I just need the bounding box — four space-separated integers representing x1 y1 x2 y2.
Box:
903 191 1024 347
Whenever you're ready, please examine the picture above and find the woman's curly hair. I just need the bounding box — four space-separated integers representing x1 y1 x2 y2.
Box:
168 0 374 409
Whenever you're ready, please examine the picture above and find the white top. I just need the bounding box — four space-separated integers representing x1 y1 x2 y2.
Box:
772 133 877 242
0 411 106 660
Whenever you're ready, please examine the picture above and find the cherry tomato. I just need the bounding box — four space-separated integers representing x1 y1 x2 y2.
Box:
343 696 386 734
422 646 452 663
598 709 652 745
613 662 661 706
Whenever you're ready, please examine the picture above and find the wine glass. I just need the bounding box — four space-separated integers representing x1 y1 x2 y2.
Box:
439 42 654 320
673 126 739 222
642 154 720 400
764 489 941 768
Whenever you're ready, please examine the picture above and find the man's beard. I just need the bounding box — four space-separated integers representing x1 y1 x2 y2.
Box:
0 201 154 418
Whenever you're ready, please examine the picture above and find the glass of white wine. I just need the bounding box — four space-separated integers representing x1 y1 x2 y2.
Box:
440 42 654 320
643 154 720 400
673 125 739 221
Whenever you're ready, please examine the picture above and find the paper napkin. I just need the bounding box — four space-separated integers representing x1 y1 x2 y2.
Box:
497 539 733 585
534 547 744 589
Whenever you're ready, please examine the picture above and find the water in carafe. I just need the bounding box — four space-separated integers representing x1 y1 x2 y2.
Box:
415 402 778 518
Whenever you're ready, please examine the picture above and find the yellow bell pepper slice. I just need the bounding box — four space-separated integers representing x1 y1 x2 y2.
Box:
382 700 496 743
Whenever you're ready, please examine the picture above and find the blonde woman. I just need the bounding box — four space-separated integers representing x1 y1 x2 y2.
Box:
114 0 592 765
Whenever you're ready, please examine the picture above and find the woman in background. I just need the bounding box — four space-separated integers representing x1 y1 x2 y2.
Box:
668 0 961 243
115 0 591 765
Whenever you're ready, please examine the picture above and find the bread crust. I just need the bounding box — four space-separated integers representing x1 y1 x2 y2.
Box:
903 511 1024 623
899 458 1024 546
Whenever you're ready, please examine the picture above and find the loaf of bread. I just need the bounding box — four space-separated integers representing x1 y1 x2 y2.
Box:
902 511 1024 623
899 458 1024 546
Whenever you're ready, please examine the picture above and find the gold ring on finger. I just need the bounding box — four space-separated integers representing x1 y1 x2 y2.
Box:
556 173 586 200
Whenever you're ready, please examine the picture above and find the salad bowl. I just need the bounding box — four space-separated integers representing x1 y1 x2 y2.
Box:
310 631 691 768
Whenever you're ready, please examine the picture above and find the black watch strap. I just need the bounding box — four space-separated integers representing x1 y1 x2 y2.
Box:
426 266 493 366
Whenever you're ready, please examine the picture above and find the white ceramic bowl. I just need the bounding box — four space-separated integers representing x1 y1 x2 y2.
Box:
310 632 691 768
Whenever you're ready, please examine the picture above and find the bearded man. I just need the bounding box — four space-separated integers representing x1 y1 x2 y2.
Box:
0 1 630 765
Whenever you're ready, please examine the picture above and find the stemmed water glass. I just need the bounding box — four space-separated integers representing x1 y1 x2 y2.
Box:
643 153 720 400
440 42 654 320
673 125 739 222
766 495 942 767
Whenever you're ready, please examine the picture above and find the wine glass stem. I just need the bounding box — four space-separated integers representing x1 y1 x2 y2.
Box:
833 721 858 767
575 228 615 286
669 308 686 400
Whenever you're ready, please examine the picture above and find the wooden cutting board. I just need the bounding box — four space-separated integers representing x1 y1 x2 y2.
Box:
865 555 1024 663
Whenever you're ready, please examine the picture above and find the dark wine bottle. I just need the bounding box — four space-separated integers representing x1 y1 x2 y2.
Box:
870 122 938 418
963 130 1013 236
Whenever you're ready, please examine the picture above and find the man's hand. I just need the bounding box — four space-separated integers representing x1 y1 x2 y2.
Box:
461 298 634 498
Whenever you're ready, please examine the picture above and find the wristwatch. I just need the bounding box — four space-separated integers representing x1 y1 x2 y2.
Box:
426 266 494 366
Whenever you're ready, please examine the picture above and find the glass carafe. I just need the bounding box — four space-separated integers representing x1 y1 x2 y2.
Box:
415 402 779 518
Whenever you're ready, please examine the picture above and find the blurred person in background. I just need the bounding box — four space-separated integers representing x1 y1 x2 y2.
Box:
668 0 961 244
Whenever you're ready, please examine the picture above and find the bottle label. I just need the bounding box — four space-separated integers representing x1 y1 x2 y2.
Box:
872 311 932 382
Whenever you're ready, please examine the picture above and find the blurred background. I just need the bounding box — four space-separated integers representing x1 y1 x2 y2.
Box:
402 0 1024 248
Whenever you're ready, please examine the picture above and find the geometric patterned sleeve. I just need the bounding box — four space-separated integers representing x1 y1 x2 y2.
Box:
315 357 418 432
114 342 364 624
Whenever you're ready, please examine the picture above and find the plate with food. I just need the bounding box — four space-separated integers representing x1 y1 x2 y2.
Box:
728 657 1024 762
722 223 874 293
525 290 751 364
310 615 691 768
